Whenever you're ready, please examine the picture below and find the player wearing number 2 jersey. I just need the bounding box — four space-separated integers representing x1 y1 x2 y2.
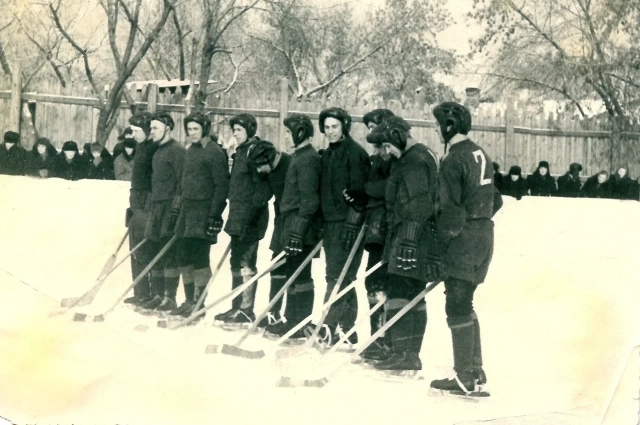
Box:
429 102 503 396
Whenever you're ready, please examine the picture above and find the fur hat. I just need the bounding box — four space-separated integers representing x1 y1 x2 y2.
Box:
62 141 78 152
248 140 277 167
432 102 472 144
538 160 550 170
368 116 412 150
129 112 153 136
283 114 314 146
4 131 19 144
184 112 211 137
229 114 257 138
569 162 582 174
123 139 136 150
509 165 522 176
363 109 395 128
90 142 104 154
151 112 175 130
36 137 51 147
118 127 134 141
319 107 351 135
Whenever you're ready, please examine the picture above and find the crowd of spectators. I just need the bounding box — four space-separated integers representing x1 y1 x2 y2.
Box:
0 129 136 181
494 160 640 201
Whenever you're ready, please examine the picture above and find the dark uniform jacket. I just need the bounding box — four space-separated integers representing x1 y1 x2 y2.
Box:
320 136 371 222
86 148 115 180
0 143 27 176
130 140 158 210
437 139 503 284
363 155 393 250
54 152 88 181
150 139 185 202
224 137 273 240
279 144 321 248
527 169 557 196
25 142 58 177
556 173 582 198
385 143 438 281
175 137 230 240
266 152 291 251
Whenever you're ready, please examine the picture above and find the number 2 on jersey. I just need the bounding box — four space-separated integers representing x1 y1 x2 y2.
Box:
473 150 492 186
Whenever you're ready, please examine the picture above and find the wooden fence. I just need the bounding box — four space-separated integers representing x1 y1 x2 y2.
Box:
3 75 640 179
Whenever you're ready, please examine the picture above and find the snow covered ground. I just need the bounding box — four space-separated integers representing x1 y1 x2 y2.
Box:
0 175 638 425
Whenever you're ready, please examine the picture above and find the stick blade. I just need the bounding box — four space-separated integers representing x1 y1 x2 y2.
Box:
205 345 218 354
93 314 104 322
72 313 87 322
157 320 168 328
220 344 262 359
60 297 80 308
134 324 149 332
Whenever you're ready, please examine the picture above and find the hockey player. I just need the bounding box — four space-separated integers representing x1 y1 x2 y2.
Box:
215 114 273 326
363 116 438 374
429 102 503 395
170 112 230 319
244 139 294 332
123 112 158 307
312 107 370 346
343 108 395 361
260 115 321 339
140 112 186 313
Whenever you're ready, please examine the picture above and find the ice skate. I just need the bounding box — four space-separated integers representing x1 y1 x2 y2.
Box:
221 308 255 331
169 300 193 318
369 352 424 381
257 312 281 330
303 323 333 350
429 373 490 398
135 295 163 315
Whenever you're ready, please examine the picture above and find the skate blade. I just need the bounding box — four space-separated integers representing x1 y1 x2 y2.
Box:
279 338 307 347
221 323 252 332
427 387 489 401
372 370 424 382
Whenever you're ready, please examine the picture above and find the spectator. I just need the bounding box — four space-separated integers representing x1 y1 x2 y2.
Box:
25 137 58 178
556 162 583 198
114 138 135 181
113 127 134 160
580 170 611 199
54 141 88 181
501 165 528 200
632 178 640 201
0 131 27 176
86 142 115 180
609 167 634 200
527 160 557 196
493 161 503 193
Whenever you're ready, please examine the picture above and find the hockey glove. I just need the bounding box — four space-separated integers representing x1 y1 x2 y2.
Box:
168 196 182 232
125 208 133 228
340 208 364 251
240 208 265 242
396 221 422 271
342 189 369 212
285 215 309 256
425 253 446 282
206 216 224 240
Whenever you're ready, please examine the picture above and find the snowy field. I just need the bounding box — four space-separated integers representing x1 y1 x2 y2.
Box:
0 174 638 425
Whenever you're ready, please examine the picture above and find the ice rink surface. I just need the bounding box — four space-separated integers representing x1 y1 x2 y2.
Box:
0 175 639 425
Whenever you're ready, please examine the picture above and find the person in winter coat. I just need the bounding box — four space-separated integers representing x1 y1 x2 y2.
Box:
140 112 186 314
527 160 557 196
86 142 115 180
493 162 503 193
430 101 503 394
556 163 583 198
256 117 320 340
169 112 229 320
609 167 635 200
0 131 27 176
54 141 88 181
113 127 134 160
501 166 528 200
114 138 135 181
312 107 371 347
25 137 58 178
366 115 438 374
345 108 395 361
216 114 273 326
580 170 612 199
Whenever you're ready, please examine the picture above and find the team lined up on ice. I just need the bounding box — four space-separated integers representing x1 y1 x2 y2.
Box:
108 103 499 396
493 160 639 200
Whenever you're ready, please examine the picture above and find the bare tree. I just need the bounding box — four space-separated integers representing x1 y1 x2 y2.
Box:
49 0 175 144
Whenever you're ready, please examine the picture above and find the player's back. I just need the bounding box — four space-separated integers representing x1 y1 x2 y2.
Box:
441 139 497 221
